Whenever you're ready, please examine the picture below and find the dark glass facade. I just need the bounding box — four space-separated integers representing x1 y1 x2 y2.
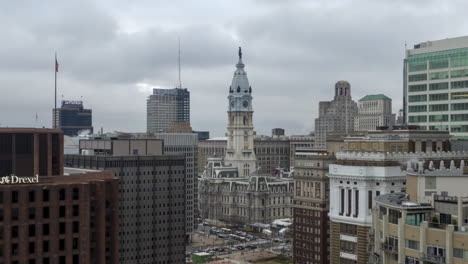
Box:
54 101 93 136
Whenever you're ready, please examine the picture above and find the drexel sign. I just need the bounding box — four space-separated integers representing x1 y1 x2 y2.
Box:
0 175 39 184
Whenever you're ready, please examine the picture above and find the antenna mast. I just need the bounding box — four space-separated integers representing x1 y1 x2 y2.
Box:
178 37 182 88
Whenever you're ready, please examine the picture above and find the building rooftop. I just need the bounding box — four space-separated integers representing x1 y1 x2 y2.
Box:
359 94 391 101
375 192 432 210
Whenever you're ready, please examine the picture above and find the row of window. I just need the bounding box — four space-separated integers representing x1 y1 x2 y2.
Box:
407 47 468 72
409 92 468 102
408 69 468 82
409 114 468 123
0 188 79 204
409 103 468 112
0 205 79 221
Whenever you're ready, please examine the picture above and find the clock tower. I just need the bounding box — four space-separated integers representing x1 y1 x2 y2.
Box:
225 47 257 177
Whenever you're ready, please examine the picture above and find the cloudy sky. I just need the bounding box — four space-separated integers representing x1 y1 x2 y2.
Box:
1 0 467 137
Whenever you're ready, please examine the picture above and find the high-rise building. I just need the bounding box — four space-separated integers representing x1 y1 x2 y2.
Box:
65 138 187 264
328 129 454 264
53 100 93 136
0 128 119 264
292 153 334 264
147 88 190 133
289 134 315 169
404 36 468 140
149 133 198 240
314 81 358 150
354 94 395 131
198 48 294 225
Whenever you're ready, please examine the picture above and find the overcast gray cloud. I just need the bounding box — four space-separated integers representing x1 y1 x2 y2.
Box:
1 0 468 136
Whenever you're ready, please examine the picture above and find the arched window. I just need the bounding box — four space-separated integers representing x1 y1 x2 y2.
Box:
237 86 241 92
243 116 247 125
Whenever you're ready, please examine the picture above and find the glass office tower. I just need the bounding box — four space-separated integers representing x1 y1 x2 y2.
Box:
404 36 468 140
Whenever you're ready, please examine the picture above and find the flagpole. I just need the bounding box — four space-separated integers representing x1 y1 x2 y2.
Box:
54 52 57 129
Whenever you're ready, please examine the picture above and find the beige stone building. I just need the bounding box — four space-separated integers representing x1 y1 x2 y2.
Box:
368 165 468 264
354 94 395 132
198 136 290 175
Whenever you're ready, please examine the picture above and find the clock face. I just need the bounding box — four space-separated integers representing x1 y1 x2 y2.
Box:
243 100 249 108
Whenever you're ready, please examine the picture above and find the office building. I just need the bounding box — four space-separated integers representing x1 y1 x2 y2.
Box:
289 134 315 169
147 88 190 133
0 128 119 264
193 131 210 141
404 36 468 140
328 129 454 264
198 48 293 225
292 153 335 264
53 100 93 136
354 94 395 131
149 133 198 239
368 164 468 264
65 138 186 264
314 81 358 149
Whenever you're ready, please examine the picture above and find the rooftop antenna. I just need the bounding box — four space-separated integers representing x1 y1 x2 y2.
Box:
178 37 182 88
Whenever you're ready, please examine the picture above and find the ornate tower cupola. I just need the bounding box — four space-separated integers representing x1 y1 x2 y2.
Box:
224 47 257 177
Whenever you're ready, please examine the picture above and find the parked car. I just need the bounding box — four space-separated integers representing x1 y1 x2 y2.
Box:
236 246 245 250
246 245 257 250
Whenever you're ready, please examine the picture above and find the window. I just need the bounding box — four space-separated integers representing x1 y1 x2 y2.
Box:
406 213 426 226
59 206 66 217
12 226 18 238
451 125 468 133
28 207 35 220
408 84 427 92
429 82 448 90
29 224 35 237
405 239 419 250
43 207 50 218
452 103 468 111
29 242 35 254
73 205 79 217
12 191 19 203
43 224 49 236
43 241 49 253
408 61 427 72
429 59 448 69
388 209 401 224
59 189 65 200
451 114 468 121
451 80 468 89
28 190 35 202
451 69 468 78
340 189 344 215
408 105 427 112
59 239 65 251
347 189 352 216
73 221 79 233
408 115 427 123
409 95 427 102
340 223 357 236
453 248 468 260
429 115 448 122
429 104 448 112
72 188 79 200
452 92 468 100
12 208 19 221
12 243 18 256
72 238 79 250
408 74 427 82
59 222 66 234
368 191 373 209
429 93 448 101
43 190 50 202
430 71 449 80
354 190 359 218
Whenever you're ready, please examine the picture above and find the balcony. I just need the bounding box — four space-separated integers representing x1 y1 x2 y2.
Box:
380 242 398 255
420 253 446 264
368 253 381 264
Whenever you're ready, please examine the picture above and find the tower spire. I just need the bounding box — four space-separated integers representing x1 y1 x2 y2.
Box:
178 37 182 88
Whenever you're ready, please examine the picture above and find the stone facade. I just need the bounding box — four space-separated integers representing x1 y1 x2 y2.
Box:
198 49 293 226
314 81 358 150
354 94 395 131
